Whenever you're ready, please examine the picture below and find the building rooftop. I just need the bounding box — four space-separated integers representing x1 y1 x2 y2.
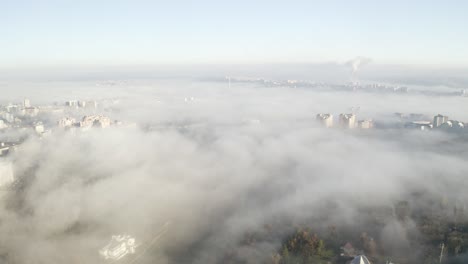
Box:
350 255 372 264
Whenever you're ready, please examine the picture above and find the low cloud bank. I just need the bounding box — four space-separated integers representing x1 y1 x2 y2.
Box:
0 80 468 263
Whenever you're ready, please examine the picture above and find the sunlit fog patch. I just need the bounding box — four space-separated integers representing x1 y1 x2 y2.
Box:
0 79 468 264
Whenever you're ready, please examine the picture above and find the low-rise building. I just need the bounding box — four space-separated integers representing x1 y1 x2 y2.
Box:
433 114 449 128
2 112 15 123
99 235 137 261
80 115 111 128
65 100 79 107
405 121 433 130
6 104 20 113
440 120 465 132
83 100 98 109
33 122 45 134
0 142 20 157
350 255 372 264
358 119 373 129
21 107 39 117
339 113 356 129
341 242 356 257
58 117 77 128
316 113 333 128
23 98 31 108
0 120 8 130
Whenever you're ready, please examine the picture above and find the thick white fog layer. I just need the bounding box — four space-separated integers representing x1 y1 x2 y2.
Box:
1 78 468 264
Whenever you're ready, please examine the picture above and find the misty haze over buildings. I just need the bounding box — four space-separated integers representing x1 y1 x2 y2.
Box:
0 77 467 264
2 1 468 264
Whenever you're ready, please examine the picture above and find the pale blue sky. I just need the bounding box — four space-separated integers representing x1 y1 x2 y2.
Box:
1 0 467 68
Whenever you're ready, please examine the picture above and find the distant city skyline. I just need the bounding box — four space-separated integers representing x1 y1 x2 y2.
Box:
1 0 468 68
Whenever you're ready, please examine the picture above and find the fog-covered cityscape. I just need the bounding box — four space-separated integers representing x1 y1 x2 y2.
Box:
2 1 468 264
1 76 468 264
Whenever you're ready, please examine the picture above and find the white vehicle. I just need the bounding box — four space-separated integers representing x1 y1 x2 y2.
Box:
99 235 137 261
